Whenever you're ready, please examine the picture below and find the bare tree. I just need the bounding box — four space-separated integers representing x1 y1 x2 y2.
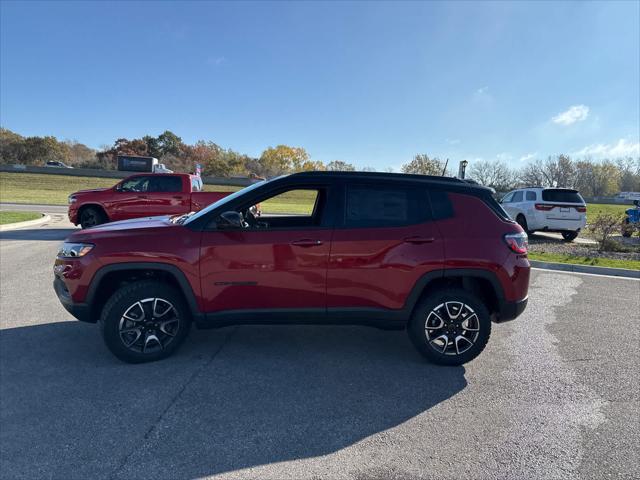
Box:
468 160 516 191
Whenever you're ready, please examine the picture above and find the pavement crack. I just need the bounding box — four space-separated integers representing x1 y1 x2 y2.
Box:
107 327 239 480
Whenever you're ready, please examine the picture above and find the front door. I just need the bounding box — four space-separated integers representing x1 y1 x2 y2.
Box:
199 185 333 314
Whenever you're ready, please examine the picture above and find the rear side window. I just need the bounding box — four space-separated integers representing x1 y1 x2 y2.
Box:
512 191 523 202
526 191 537 201
428 190 454 220
542 189 584 203
149 176 182 193
344 184 428 227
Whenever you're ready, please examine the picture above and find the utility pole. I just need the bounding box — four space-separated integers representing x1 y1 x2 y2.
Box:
458 160 468 179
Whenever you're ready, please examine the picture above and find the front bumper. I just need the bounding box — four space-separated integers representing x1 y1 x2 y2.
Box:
53 276 93 322
495 297 528 323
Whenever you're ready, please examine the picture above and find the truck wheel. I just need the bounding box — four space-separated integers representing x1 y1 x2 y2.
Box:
408 288 491 366
99 281 191 364
80 207 106 229
561 231 579 242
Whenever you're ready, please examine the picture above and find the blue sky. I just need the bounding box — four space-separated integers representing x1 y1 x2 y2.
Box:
1 1 638 170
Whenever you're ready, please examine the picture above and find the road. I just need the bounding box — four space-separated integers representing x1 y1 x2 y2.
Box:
0 215 638 480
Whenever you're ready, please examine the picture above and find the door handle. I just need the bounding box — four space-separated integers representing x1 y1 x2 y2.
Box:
403 236 435 244
290 239 323 247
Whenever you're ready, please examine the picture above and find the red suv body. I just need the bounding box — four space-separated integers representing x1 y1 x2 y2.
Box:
54 172 529 365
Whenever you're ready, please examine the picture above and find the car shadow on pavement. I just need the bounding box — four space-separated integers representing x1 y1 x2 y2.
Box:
0 228 76 241
0 321 467 479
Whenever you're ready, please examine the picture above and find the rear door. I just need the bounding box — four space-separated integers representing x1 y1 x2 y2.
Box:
143 175 191 217
326 181 444 312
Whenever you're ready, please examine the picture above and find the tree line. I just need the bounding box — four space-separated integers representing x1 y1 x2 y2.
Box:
1 127 638 196
0 127 359 177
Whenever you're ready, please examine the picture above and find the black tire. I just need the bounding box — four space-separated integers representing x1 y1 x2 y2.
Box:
408 288 491 366
561 231 579 242
515 214 530 235
99 281 191 363
621 219 632 238
80 206 106 229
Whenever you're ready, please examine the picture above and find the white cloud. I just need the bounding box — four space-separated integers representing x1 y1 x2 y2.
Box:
572 138 640 158
519 152 537 162
476 86 489 95
207 56 226 66
552 105 589 125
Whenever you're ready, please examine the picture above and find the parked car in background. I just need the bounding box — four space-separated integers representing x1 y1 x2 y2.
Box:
68 173 230 228
45 160 73 168
54 171 530 365
500 187 587 241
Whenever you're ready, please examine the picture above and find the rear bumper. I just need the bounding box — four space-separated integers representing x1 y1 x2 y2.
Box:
53 276 93 323
495 297 528 323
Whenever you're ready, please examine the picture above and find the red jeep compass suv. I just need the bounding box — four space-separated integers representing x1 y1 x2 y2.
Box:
53 172 529 365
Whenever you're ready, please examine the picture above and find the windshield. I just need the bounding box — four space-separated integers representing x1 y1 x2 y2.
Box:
183 178 274 225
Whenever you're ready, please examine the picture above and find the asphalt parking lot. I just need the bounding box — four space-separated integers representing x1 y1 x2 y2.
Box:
0 209 638 480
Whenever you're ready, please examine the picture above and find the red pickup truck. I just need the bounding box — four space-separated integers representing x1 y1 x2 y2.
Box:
68 173 231 228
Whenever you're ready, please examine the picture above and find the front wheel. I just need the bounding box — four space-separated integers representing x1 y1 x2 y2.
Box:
99 281 191 363
80 206 106 229
408 289 491 366
561 230 579 242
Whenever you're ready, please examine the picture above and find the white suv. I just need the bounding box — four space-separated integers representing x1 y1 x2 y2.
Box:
500 188 587 241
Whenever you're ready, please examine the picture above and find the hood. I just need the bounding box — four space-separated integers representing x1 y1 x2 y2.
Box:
72 187 111 195
68 215 176 240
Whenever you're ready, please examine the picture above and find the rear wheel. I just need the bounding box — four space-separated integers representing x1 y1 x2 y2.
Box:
99 281 191 363
80 206 106 229
515 214 530 234
561 230 579 242
621 219 632 238
408 288 491 366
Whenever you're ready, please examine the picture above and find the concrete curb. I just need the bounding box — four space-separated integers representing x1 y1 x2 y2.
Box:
0 214 51 232
530 260 640 279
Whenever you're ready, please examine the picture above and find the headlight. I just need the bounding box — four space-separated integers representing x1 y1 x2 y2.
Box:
58 242 94 258
68 195 77 204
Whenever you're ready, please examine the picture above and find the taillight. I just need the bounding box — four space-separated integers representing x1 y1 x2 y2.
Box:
535 203 554 211
504 232 528 254
576 205 587 213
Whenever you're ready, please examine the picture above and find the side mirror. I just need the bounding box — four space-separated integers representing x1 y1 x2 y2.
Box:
217 211 244 229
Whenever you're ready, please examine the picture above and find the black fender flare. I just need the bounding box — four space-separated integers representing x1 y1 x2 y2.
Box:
86 262 201 318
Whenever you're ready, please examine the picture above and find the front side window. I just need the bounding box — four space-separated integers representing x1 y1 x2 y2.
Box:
260 189 319 216
119 176 150 192
511 191 523 202
344 184 427 227
502 192 514 203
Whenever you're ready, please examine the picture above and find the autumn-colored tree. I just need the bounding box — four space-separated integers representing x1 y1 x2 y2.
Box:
326 160 355 171
259 145 310 175
401 154 447 176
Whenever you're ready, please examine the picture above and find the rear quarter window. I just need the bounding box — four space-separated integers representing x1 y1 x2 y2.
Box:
542 189 584 203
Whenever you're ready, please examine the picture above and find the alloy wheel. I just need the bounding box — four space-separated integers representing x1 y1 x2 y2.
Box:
118 297 180 354
424 301 480 356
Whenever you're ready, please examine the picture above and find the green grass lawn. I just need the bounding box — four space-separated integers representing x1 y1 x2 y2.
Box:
0 172 240 205
586 203 629 217
0 211 42 225
528 251 640 271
